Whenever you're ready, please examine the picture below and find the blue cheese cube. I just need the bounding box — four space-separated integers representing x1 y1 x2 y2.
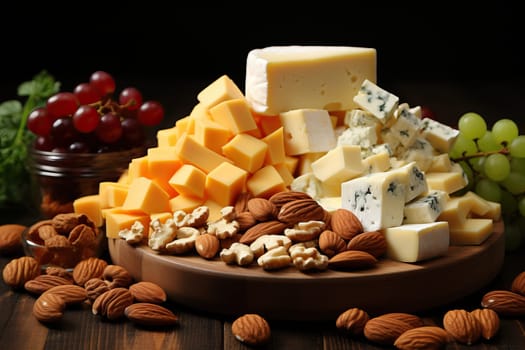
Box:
403 190 449 224
353 79 399 124
341 171 406 231
397 138 435 172
344 109 379 128
390 103 422 147
389 162 428 202
421 118 460 153
337 126 378 149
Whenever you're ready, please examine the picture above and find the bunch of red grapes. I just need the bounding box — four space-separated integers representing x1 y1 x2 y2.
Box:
27 71 164 153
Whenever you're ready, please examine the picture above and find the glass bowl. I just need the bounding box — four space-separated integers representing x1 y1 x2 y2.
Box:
27 146 146 219
21 223 107 270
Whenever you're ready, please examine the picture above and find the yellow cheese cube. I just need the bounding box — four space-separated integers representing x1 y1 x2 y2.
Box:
104 210 150 239
273 163 294 187
284 156 299 176
437 197 471 228
311 145 364 184
169 195 204 213
279 108 336 155
246 165 286 198
147 147 182 181
156 127 179 147
484 201 502 221
117 171 130 185
262 127 286 165
296 152 324 176
425 171 467 194
197 75 244 109
449 218 493 245
428 153 453 172
203 199 224 223
463 191 491 217
193 118 232 154
257 114 282 136
189 103 212 120
209 98 258 134
175 116 195 137
362 151 391 174
127 156 150 181
99 182 129 209
168 164 206 198
122 177 171 214
222 133 268 173
174 133 231 173
73 194 104 228
205 162 248 206
318 196 342 213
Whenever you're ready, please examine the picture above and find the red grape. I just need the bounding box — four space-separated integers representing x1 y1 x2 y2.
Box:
121 117 145 146
34 135 54 151
69 141 91 153
50 117 77 147
27 107 53 136
137 100 164 126
90 71 116 96
96 112 122 143
74 82 102 105
73 105 100 133
119 87 143 111
46 92 79 119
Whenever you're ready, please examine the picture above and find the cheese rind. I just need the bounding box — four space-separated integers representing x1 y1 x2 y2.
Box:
245 46 376 115
382 221 450 263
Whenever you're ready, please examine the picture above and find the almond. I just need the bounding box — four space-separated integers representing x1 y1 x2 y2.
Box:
45 266 73 281
37 224 58 241
129 281 167 304
268 191 312 209
195 233 220 259
84 278 110 302
0 224 26 255
103 264 133 288
27 219 53 244
330 208 363 240
511 271 525 295
277 198 325 225
346 231 387 258
42 284 87 305
471 308 500 340
231 313 271 346
2 256 40 289
68 224 96 248
443 309 481 345
125 303 178 327
92 287 134 320
318 230 347 258
364 314 415 345
52 212 94 234
394 326 450 350
335 307 369 336
234 192 253 214
24 274 73 295
247 198 278 221
379 312 425 328
235 211 258 232
481 290 525 317
72 257 108 286
33 292 66 323
328 250 377 270
239 221 289 245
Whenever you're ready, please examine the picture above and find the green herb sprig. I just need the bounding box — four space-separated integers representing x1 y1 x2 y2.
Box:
0 70 60 208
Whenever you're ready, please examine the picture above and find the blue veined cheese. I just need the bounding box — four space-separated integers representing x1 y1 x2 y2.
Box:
403 190 449 224
389 161 428 202
420 117 460 153
245 46 377 115
381 221 450 263
397 138 435 172
380 128 401 150
344 109 379 128
370 143 394 157
389 103 422 148
353 79 399 124
337 126 378 149
279 108 336 155
341 171 406 231
409 105 422 119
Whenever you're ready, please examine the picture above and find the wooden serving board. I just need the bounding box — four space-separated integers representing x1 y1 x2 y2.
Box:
108 221 505 321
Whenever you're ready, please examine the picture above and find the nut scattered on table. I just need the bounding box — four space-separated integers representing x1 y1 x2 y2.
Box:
442 309 481 345
124 303 179 327
0 224 26 256
394 326 450 350
231 313 271 346
335 307 370 336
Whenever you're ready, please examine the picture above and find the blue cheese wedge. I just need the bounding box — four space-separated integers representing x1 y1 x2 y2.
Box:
353 79 399 124
403 190 449 224
389 162 428 202
421 117 460 153
341 171 406 231
382 221 450 263
389 103 422 148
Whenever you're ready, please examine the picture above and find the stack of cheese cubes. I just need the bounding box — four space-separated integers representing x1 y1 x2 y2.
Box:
73 45 501 264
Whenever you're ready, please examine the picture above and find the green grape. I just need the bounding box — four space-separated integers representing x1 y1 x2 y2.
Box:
500 189 518 215
510 157 525 175
475 178 502 202
477 131 503 152
509 135 525 158
504 223 522 252
500 172 525 195
483 153 511 181
449 134 478 159
492 118 519 145
469 156 485 173
519 196 525 216
458 112 487 140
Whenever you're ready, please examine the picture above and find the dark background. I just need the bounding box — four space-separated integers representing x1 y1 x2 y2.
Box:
1 4 523 128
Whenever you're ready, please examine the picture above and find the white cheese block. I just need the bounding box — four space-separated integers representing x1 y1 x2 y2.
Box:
317 196 342 213
290 173 323 200
341 171 406 231
353 79 399 124
403 190 449 224
279 108 336 155
245 46 377 115
382 221 450 263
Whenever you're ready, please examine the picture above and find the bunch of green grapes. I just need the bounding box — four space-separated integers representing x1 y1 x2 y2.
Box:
450 112 525 251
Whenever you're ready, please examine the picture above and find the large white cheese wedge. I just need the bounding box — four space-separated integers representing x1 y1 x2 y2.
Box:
382 221 450 263
245 46 376 115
